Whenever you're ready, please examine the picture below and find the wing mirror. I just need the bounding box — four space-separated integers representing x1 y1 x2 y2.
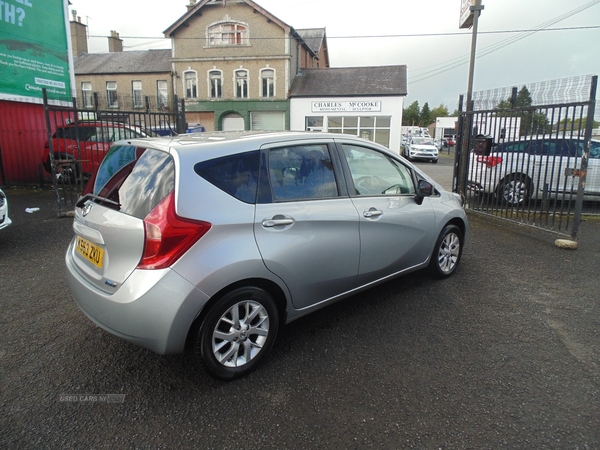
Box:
415 180 433 205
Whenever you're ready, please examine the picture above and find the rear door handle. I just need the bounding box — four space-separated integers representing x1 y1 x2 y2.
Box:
262 215 295 227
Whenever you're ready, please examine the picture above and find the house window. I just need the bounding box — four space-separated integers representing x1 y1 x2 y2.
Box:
261 69 275 98
81 82 94 108
305 116 323 132
184 71 197 99
208 22 248 46
157 80 168 109
209 70 222 99
235 70 248 99
132 81 143 108
106 81 118 108
328 116 392 147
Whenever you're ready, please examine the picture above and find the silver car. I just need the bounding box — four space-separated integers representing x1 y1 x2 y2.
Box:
66 131 468 380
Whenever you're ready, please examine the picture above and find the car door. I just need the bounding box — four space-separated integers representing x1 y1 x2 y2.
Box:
254 142 360 310
338 143 436 285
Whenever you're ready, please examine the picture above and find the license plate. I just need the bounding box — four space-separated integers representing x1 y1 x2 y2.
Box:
76 235 104 268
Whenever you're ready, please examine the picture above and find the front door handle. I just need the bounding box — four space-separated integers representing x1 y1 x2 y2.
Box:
363 208 383 218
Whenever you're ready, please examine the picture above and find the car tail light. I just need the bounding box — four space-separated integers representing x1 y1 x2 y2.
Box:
477 155 503 168
138 191 211 270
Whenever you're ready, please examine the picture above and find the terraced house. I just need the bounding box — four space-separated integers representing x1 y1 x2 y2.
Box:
73 0 327 131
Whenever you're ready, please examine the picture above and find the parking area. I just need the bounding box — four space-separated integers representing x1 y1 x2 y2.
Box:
1 184 599 448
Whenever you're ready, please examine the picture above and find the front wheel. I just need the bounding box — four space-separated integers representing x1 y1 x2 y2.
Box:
429 225 463 278
193 287 279 380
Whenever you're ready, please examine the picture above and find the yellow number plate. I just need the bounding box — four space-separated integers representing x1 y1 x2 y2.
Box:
76 235 104 268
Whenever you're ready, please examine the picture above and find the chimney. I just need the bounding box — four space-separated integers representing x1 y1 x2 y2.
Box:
108 30 123 53
187 0 197 12
69 10 88 56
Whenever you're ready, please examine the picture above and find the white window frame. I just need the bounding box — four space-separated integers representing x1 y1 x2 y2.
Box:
208 70 223 99
132 80 143 108
157 80 168 109
260 68 275 98
184 71 198 99
106 81 118 108
235 69 249 99
207 21 249 46
81 82 93 108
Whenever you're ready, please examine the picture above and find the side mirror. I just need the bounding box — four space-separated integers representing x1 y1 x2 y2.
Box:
415 180 433 205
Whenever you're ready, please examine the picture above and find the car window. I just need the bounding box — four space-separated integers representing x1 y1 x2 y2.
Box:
195 151 260 203
342 144 415 196
496 142 528 153
268 145 338 201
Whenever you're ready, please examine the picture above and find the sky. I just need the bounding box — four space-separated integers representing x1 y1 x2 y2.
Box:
70 0 600 116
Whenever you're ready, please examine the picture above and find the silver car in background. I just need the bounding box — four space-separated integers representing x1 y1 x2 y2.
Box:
66 131 468 380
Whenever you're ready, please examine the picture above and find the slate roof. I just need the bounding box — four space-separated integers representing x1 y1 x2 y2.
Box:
74 49 172 75
290 66 408 98
296 28 326 55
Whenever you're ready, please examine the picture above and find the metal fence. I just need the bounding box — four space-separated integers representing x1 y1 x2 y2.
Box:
454 75 598 240
42 89 186 216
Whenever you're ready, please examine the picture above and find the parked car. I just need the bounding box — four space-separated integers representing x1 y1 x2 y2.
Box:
65 131 468 380
402 136 439 163
0 189 12 230
468 136 600 205
42 121 157 182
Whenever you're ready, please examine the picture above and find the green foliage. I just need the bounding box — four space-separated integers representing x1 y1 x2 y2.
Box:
420 102 431 127
431 104 449 119
403 101 420 126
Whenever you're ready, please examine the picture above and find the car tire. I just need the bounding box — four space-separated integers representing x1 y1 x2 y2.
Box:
432 159 438 164
428 224 463 279
193 286 279 380
497 174 531 206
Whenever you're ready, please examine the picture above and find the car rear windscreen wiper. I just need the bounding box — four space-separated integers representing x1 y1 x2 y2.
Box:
76 193 121 209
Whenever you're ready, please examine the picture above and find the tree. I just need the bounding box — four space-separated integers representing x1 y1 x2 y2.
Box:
403 101 420 126
430 104 449 120
420 102 432 127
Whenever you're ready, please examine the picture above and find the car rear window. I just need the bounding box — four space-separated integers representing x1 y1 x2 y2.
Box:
194 151 260 203
92 145 174 218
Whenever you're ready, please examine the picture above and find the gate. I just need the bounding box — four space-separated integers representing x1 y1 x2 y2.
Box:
42 89 186 216
454 75 598 240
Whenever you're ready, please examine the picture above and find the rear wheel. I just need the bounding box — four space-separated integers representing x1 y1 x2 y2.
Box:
429 225 463 278
497 174 530 206
193 287 279 380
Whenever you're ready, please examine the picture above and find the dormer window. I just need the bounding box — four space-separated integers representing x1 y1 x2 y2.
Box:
208 22 248 46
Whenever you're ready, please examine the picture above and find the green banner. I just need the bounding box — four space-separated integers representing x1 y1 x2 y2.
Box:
0 0 72 103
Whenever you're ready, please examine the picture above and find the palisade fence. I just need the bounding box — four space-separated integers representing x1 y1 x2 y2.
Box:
454 75 598 241
42 89 186 217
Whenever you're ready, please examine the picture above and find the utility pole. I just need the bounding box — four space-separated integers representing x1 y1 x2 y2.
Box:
457 0 484 198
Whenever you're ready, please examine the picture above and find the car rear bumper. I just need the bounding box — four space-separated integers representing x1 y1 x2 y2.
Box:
65 244 210 355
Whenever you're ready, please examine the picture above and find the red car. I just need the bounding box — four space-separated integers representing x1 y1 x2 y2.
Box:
43 121 157 182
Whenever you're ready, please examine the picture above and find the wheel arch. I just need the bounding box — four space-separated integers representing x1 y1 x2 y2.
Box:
185 277 288 351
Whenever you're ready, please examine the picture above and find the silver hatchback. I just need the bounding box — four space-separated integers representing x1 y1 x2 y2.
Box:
66 131 468 380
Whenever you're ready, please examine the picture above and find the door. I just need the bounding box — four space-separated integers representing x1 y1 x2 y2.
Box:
339 143 435 285
254 143 360 310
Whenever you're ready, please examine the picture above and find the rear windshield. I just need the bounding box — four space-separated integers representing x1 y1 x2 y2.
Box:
93 145 174 218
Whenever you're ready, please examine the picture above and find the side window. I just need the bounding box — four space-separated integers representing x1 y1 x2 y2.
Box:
589 141 600 159
194 151 260 204
268 145 338 201
342 144 415 196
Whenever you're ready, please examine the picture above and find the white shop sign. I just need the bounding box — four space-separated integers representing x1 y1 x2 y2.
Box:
312 101 382 112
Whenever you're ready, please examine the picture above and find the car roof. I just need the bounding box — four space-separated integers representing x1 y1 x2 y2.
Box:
125 130 395 155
